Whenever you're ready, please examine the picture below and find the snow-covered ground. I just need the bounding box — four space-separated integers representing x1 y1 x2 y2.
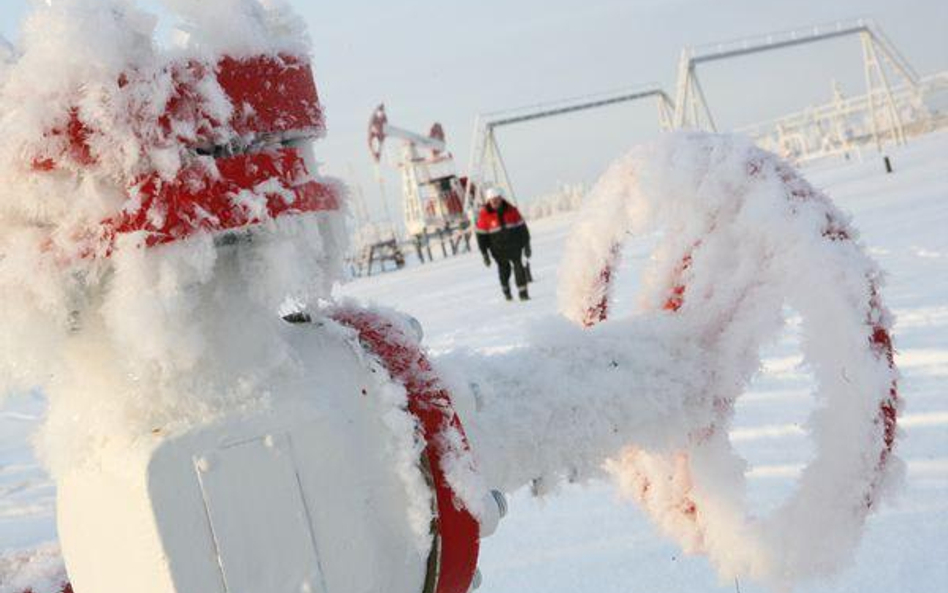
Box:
3 131 948 592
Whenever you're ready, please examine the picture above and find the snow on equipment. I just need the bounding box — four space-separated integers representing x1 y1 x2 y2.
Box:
434 133 900 591
30 53 338 253
0 4 900 593
0 3 495 593
559 133 901 587
368 104 471 262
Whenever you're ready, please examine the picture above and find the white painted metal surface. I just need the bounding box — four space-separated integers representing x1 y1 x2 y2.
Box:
56 328 433 593
194 433 326 593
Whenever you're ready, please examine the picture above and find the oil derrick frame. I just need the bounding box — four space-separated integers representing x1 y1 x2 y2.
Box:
465 86 674 208
674 18 924 152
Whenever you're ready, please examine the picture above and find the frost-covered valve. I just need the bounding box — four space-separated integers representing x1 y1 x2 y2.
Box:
3 5 903 593
23 41 485 593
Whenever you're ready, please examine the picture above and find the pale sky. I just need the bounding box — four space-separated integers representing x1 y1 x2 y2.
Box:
2 0 947 225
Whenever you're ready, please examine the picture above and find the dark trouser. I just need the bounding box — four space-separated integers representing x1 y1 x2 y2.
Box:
497 256 528 295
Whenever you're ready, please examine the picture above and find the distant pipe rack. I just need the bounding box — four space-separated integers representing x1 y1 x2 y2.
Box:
466 86 674 207
464 17 931 216
483 87 673 129
673 17 923 152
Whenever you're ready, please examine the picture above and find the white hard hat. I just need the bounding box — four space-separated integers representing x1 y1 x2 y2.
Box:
484 186 504 200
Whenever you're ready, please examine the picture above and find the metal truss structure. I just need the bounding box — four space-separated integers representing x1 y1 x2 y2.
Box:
674 18 926 154
736 72 948 163
465 86 674 206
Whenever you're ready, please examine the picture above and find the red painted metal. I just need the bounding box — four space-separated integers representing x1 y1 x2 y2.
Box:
107 147 339 250
429 123 446 157
661 254 692 312
216 54 325 138
331 308 480 593
31 53 338 254
768 159 900 497
31 108 96 171
581 244 621 327
368 103 387 163
22 585 71 593
35 55 325 173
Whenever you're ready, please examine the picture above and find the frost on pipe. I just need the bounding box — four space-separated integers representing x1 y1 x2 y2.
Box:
559 133 901 588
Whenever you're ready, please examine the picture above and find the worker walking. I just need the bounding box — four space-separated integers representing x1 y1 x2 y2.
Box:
475 187 532 301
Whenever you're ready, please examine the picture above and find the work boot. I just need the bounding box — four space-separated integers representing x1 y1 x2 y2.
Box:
518 286 529 301
503 287 513 301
